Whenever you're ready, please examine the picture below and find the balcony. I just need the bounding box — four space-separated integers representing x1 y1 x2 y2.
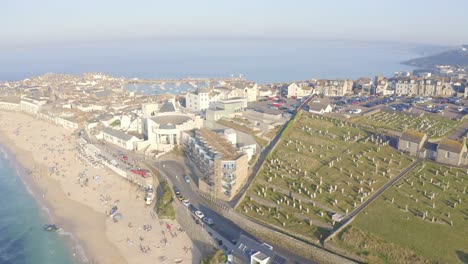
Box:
222 184 232 191
222 176 236 184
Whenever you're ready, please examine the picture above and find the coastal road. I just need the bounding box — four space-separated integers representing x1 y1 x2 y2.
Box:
154 157 318 264
155 158 246 242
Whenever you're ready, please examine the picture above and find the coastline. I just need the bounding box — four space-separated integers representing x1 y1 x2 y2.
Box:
0 142 87 264
0 124 124 264
0 110 193 264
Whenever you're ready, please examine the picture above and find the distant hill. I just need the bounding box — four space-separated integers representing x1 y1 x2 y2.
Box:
402 45 468 68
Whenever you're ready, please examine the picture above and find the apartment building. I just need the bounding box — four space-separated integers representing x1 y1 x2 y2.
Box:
184 129 248 201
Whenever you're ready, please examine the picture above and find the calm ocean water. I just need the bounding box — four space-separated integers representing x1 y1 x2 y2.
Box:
0 39 416 83
0 147 76 264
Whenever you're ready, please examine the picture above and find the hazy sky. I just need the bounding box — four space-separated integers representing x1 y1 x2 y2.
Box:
3 0 468 46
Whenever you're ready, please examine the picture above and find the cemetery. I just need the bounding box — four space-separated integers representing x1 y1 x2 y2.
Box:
333 162 468 264
238 112 414 241
354 111 459 138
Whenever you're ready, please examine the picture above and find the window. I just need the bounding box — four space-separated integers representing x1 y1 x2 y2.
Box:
446 152 450 159
407 142 410 148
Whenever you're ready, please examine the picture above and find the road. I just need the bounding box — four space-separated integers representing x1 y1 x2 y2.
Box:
155 157 318 264
156 158 247 242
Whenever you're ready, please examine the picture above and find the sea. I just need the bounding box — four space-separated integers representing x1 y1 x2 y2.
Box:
0 146 77 264
0 39 419 85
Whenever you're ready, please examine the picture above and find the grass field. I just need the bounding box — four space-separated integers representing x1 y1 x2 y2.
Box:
354 111 460 138
333 162 468 264
239 112 414 241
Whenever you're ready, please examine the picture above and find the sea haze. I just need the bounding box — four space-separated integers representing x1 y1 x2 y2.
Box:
0 148 75 264
0 39 417 83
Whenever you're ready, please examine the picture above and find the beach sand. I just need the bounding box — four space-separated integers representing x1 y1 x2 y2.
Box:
0 111 194 264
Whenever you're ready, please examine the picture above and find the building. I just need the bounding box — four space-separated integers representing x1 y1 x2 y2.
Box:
0 97 20 111
232 234 287 264
375 76 395 95
184 129 248 201
20 98 46 114
205 97 247 121
398 131 468 166
185 87 212 112
286 83 313 98
436 138 468 166
398 130 427 156
145 99 203 152
102 127 142 150
395 77 418 96
308 102 333 115
314 79 353 97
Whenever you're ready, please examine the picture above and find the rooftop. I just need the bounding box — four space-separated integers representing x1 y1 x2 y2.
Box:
197 129 241 160
400 130 426 144
438 138 465 153
102 127 137 141
151 115 191 126
159 101 177 113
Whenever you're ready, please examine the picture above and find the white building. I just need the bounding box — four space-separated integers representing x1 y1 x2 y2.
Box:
314 80 353 97
102 127 142 150
20 98 46 114
185 87 213 111
308 102 333 115
145 100 203 152
0 97 20 111
287 83 313 98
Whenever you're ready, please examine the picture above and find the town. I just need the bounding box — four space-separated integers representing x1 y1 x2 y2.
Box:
0 68 467 264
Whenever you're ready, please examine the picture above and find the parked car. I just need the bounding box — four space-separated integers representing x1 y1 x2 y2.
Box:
202 217 214 225
195 210 205 219
188 204 197 213
173 186 181 195
182 199 190 207
348 108 362 114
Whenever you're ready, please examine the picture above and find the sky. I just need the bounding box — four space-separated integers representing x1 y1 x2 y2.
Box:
2 0 468 47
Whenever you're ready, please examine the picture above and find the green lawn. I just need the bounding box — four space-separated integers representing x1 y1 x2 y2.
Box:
333 162 468 264
354 111 460 138
156 182 175 220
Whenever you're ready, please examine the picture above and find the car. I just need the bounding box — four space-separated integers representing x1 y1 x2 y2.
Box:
457 107 464 112
184 175 191 183
173 186 181 195
188 204 197 212
202 217 214 225
194 210 205 219
177 195 184 201
182 199 190 207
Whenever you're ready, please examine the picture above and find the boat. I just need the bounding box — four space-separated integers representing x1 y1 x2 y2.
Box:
43 224 59 232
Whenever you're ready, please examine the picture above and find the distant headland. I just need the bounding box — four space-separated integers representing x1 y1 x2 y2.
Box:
402 45 468 68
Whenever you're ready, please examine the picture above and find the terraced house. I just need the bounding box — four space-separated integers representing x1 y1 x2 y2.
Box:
314 79 353 96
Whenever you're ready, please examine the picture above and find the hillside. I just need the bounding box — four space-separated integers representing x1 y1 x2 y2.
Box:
402 45 468 68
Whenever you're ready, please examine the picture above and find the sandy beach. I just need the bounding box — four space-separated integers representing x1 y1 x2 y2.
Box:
0 111 194 264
